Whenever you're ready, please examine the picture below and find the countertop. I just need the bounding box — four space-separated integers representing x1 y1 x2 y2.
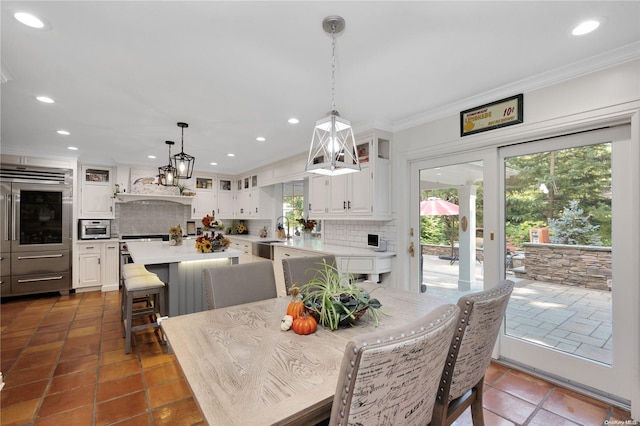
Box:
224 234 395 258
126 241 241 265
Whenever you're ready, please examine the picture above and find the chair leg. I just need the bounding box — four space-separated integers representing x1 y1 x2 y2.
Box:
470 378 485 426
124 291 134 354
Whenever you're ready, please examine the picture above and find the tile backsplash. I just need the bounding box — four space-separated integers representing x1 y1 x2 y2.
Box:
114 200 190 236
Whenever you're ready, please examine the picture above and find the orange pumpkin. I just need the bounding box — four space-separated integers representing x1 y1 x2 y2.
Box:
286 300 305 319
292 312 317 335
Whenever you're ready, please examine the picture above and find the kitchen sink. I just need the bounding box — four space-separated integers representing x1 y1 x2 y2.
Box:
253 240 283 259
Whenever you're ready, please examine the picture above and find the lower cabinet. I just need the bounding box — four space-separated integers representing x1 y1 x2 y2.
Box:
76 241 119 291
226 237 254 264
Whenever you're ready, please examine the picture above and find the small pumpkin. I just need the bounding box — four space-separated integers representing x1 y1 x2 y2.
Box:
281 315 293 331
292 312 317 335
286 283 306 319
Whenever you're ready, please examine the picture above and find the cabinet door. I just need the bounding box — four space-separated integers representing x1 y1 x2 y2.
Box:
103 242 119 288
347 165 372 215
309 175 329 215
191 177 216 219
328 174 348 215
80 166 114 218
78 252 101 288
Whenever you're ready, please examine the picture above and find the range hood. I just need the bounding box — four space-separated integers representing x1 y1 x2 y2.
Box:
115 193 193 205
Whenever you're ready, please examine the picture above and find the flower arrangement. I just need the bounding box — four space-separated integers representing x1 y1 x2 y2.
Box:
202 214 223 231
168 225 183 246
195 232 230 253
297 218 317 232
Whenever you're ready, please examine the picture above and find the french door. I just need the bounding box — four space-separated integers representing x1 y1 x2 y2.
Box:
498 125 633 402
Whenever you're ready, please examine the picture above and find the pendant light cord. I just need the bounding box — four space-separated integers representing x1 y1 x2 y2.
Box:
331 23 337 112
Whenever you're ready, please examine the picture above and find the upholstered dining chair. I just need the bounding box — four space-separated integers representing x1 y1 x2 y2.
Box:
202 261 277 310
431 279 515 426
328 303 460 426
282 254 337 292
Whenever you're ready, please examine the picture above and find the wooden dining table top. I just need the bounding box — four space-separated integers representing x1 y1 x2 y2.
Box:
160 282 448 425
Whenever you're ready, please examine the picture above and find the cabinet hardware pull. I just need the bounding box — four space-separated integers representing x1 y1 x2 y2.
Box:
343 201 346 210
408 241 415 257
18 276 64 283
17 254 63 260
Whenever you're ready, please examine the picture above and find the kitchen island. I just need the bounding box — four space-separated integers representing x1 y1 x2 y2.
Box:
126 241 241 316
272 239 396 296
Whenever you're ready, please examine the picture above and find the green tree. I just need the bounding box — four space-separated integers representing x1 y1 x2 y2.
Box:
548 200 602 245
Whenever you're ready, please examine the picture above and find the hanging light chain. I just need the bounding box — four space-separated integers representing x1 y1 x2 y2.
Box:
331 22 337 112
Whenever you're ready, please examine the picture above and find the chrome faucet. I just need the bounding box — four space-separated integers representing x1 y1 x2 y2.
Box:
276 216 290 239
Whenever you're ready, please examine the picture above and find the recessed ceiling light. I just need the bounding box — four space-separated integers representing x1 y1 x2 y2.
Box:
36 96 54 103
14 12 44 29
57 130 70 135
67 146 78 151
256 137 266 142
288 118 299 124
227 153 235 157
148 155 156 159
572 20 600 36
210 162 218 166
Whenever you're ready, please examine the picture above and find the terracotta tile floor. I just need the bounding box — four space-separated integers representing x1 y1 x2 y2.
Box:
1 291 635 425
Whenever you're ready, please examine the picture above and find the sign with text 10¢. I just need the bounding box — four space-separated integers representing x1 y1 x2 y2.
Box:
460 94 523 137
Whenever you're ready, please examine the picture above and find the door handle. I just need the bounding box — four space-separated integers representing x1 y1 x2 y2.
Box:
408 241 415 257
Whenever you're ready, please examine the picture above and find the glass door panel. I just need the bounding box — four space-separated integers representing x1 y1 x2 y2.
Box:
499 125 632 401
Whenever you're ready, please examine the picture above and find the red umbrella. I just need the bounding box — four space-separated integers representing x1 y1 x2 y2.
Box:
420 197 459 216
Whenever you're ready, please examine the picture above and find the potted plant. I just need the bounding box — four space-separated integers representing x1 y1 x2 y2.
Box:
300 260 382 330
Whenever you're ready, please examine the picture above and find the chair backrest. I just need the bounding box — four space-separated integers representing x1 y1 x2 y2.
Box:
439 280 515 403
282 255 337 291
329 303 460 426
202 261 277 310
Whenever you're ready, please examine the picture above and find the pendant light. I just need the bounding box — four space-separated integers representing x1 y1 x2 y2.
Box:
158 141 178 186
171 122 195 179
306 16 360 176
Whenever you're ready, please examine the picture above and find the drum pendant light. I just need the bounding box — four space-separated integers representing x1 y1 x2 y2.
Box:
171 122 195 179
158 141 178 186
305 16 360 176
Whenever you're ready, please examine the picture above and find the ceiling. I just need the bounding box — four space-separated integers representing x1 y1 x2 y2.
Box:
2 1 639 176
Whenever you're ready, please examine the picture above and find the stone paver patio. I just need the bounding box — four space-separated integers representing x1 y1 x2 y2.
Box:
421 255 612 364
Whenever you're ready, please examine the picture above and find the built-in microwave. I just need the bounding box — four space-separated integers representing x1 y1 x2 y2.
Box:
79 219 111 240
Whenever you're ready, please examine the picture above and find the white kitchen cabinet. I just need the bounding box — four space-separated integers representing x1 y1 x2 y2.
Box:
236 174 262 218
308 130 391 220
216 177 234 218
226 237 253 264
76 240 119 291
80 165 115 218
191 176 216 219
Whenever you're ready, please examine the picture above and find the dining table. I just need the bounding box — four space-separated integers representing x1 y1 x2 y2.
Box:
161 281 448 425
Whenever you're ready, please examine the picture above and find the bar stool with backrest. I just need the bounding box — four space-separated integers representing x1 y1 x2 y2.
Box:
431 279 515 426
121 263 166 354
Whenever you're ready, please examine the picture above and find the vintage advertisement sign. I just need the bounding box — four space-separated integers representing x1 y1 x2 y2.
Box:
460 94 523 137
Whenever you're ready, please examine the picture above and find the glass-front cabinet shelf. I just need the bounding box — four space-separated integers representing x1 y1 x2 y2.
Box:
85 168 110 183
196 178 213 189
219 179 232 192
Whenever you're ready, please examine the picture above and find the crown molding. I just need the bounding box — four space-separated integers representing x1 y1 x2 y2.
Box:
393 41 640 132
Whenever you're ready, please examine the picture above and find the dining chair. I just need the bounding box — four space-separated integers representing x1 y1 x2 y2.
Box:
202 261 277 309
431 279 515 426
329 303 460 426
282 254 337 291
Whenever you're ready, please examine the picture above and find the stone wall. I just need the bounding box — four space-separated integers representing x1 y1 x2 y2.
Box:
523 243 611 291
421 244 484 261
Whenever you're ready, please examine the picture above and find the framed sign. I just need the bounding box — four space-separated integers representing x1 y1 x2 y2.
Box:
460 94 523 137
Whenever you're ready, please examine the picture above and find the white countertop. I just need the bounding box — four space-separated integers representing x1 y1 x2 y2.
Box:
127 241 241 265
272 239 396 258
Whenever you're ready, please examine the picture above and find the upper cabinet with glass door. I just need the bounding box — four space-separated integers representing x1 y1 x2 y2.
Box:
216 176 235 219
191 176 216 219
308 130 391 220
80 165 115 218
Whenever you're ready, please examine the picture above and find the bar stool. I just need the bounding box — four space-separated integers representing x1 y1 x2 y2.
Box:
121 268 166 354
120 264 158 323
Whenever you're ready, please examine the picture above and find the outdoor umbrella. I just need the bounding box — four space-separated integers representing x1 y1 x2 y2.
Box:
420 197 460 257
420 197 459 216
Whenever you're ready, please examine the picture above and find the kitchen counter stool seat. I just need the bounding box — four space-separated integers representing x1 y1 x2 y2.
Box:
120 263 159 322
122 271 166 354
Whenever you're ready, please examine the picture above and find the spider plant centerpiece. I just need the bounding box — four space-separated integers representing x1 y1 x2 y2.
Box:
300 260 382 331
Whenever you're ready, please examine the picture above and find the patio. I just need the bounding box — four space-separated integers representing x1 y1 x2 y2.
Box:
421 254 613 364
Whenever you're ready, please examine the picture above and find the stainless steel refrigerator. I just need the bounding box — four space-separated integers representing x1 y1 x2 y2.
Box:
1 165 73 297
